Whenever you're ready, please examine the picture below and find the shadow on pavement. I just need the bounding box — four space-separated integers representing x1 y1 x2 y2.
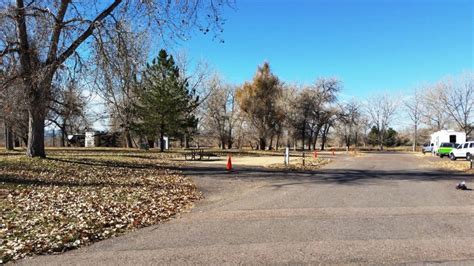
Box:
175 165 474 186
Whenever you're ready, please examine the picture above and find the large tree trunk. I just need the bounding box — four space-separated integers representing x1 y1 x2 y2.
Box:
21 136 28 147
221 140 226 149
124 129 133 148
275 134 280 151
27 105 46 157
307 129 313 150
312 127 321 150
259 137 266 151
14 134 21 147
184 134 190 148
379 131 384 151
268 135 273 150
301 122 306 151
60 124 66 147
4 123 14 150
159 131 165 152
412 125 417 152
321 125 330 151
227 129 233 149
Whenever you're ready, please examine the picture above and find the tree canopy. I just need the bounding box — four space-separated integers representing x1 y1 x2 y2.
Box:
236 62 284 150
133 49 198 151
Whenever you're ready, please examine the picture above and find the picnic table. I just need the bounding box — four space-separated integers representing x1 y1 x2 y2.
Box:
184 148 218 161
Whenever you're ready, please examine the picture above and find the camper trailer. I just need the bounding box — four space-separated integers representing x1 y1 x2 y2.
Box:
430 130 466 154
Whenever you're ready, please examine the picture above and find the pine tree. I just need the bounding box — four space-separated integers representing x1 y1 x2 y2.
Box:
133 49 198 151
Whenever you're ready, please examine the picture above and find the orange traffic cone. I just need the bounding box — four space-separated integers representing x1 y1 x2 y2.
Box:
313 150 318 159
226 155 232 171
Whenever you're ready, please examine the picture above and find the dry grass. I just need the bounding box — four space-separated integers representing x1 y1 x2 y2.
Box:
416 152 474 173
0 149 200 263
431 160 474 173
266 157 331 171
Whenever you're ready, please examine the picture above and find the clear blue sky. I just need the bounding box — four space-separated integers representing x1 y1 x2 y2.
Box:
177 0 473 99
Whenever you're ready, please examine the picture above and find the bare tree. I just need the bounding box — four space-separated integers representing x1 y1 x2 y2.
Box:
319 106 338 150
337 100 361 150
404 88 423 151
48 79 88 146
421 84 449 131
1 70 29 149
365 93 399 150
280 84 300 150
309 78 341 150
93 21 148 148
439 72 473 136
202 76 240 149
1 0 231 157
284 78 340 151
358 114 371 148
174 52 214 148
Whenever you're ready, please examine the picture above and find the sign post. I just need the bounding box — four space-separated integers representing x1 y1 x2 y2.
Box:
284 147 290 166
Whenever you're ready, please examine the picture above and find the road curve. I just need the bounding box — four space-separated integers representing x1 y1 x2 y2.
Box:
19 153 474 265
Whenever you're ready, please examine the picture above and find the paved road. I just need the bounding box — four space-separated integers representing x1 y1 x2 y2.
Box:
20 153 474 265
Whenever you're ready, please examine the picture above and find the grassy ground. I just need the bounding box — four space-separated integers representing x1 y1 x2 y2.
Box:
415 152 474 173
0 149 201 263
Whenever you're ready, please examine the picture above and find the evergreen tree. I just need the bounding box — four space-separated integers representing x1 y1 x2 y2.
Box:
367 126 380 146
384 127 398 147
133 49 198 151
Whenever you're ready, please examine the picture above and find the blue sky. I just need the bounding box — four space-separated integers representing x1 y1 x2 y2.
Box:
177 0 473 99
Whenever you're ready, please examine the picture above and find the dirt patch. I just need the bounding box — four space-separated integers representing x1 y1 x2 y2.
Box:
176 156 289 167
267 157 331 170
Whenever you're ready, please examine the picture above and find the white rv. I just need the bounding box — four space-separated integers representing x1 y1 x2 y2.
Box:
430 130 466 153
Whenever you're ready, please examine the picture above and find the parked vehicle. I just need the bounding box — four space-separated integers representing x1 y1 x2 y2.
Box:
422 143 434 154
437 142 458 158
449 141 474 161
430 130 466 154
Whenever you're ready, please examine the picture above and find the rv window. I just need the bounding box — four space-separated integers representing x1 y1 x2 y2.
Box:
464 143 469 148
470 143 474 148
449 135 456 143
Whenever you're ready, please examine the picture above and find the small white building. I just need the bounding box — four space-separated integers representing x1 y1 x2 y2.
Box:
85 131 99 147
430 129 466 152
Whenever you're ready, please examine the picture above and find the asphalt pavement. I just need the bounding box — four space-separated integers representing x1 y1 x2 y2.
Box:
19 152 474 265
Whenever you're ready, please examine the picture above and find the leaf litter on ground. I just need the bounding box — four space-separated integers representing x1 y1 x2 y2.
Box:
0 150 201 263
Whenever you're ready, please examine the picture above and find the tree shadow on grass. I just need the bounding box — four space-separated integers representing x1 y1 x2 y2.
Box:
46 157 161 169
0 173 183 189
0 173 110 187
